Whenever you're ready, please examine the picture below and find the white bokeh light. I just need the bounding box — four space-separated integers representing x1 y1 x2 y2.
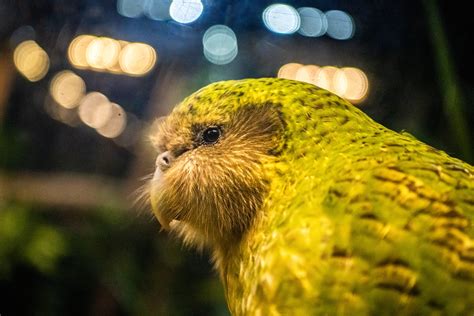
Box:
297 7 327 37
262 4 301 34
169 0 203 24
203 25 238 65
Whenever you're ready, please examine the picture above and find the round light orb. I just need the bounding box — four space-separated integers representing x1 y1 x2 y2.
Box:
49 71 86 109
13 40 49 82
68 35 95 69
315 66 338 92
325 10 355 40
203 25 238 65
119 42 157 76
297 7 327 37
117 0 145 18
295 65 321 84
169 0 203 24
262 4 301 34
340 67 368 103
96 103 127 138
277 63 302 80
145 0 172 20
78 92 113 129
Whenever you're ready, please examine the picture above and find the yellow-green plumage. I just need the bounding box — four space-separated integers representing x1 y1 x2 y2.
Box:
150 78 474 315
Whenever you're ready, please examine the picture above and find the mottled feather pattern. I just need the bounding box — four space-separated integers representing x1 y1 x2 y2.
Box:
149 78 474 315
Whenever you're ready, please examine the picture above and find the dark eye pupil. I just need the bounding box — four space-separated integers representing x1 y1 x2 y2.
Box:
202 127 221 144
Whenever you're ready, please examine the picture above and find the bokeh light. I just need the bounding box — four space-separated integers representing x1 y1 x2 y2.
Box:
325 10 355 40
86 37 121 70
277 63 369 104
297 7 327 37
49 71 86 109
295 65 320 84
169 0 203 24
119 42 157 76
117 0 145 18
96 103 127 138
145 0 172 20
316 66 339 91
78 92 113 129
277 63 302 79
68 35 95 69
263 4 301 34
203 25 238 65
13 40 49 82
68 35 156 76
333 67 369 103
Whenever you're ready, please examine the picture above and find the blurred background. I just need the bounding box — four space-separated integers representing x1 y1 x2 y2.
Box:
0 0 473 315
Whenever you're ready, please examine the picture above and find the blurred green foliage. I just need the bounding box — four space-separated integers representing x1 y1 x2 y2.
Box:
0 201 229 315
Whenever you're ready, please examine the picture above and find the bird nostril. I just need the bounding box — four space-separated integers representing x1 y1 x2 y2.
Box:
157 151 173 170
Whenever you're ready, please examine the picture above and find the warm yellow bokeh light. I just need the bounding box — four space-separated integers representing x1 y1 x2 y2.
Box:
68 35 95 69
49 70 86 109
78 92 113 129
13 40 49 82
68 35 156 76
276 63 369 104
277 63 302 80
295 65 320 84
85 37 121 70
119 42 157 76
315 66 338 92
340 67 369 103
332 68 348 97
96 103 127 138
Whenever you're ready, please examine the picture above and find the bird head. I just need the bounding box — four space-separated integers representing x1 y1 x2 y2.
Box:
148 78 346 251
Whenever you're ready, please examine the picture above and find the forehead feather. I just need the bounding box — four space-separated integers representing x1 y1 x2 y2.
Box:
171 78 325 121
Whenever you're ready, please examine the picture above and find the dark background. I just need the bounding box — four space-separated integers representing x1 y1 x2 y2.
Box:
0 0 472 315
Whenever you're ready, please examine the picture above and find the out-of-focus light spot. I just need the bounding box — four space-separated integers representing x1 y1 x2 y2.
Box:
49 71 86 109
119 42 157 75
334 67 368 103
117 0 145 18
86 37 121 69
297 7 327 37
68 35 95 69
68 35 156 76
78 92 113 129
325 10 355 40
9 25 36 48
263 4 301 34
295 65 320 84
96 103 127 138
277 63 302 79
169 0 203 24
13 40 49 82
316 66 339 91
203 25 238 65
277 63 369 104
146 0 172 20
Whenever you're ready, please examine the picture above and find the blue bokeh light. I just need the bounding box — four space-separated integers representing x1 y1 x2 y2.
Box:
262 4 301 34
297 7 327 37
325 10 355 40
203 25 238 65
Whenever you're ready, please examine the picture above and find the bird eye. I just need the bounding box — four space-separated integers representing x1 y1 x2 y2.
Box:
201 126 221 144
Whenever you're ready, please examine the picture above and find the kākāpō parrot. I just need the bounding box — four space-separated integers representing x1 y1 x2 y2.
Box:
148 78 474 315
